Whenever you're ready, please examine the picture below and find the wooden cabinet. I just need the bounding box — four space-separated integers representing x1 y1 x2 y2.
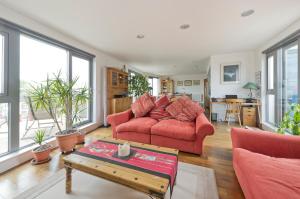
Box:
107 67 131 115
242 107 256 126
160 79 174 94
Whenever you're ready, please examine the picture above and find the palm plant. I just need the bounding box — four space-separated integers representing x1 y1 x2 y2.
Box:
28 71 90 135
278 103 300 135
33 129 46 146
128 74 152 97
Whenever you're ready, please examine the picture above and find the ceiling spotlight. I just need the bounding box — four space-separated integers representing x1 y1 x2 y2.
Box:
136 34 145 39
180 24 190 30
241 9 255 17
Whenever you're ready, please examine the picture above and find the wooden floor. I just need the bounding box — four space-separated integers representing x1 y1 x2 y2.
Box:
0 122 244 199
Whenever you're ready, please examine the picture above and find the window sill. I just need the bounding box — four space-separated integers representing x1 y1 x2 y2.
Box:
0 122 100 174
261 122 277 132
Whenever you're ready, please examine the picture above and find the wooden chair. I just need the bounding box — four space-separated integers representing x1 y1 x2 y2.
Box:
225 99 244 126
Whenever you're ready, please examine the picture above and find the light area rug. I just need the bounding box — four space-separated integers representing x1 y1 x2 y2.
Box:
15 162 219 199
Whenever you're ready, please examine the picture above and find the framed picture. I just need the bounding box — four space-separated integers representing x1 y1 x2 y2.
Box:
177 81 183 86
221 62 241 84
193 80 200 86
184 80 192 86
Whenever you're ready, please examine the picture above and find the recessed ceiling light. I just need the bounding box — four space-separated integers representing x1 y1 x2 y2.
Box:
180 24 190 30
136 34 145 39
241 9 255 17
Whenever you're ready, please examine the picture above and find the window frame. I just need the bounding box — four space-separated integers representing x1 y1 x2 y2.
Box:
265 34 300 127
0 31 8 96
0 18 95 157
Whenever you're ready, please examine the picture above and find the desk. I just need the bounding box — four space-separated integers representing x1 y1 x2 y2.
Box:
209 99 261 126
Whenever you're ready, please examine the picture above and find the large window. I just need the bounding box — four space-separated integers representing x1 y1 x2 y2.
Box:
148 77 159 96
0 20 94 156
265 37 299 127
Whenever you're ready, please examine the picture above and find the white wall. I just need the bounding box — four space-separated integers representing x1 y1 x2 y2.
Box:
256 18 300 129
170 74 207 103
209 51 256 120
0 4 125 126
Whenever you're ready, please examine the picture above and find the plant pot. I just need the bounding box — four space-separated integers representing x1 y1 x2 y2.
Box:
32 145 51 163
76 133 85 144
55 130 78 153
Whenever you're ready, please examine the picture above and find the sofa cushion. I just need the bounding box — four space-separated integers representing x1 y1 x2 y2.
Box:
151 119 196 141
116 117 158 134
166 96 204 122
131 93 155 118
234 148 300 199
155 95 169 107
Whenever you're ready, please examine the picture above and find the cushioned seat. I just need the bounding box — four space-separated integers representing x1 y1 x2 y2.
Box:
234 148 300 199
151 119 196 141
116 117 158 134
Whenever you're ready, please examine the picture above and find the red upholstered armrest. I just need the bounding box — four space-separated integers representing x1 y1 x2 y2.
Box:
196 113 214 136
231 127 300 159
107 109 133 138
107 109 133 126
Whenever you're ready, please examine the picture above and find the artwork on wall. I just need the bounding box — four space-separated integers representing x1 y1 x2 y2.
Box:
221 62 241 84
184 80 192 86
177 81 183 86
193 80 200 86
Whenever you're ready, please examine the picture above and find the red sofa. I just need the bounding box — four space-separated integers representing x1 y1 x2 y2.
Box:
107 109 214 155
231 128 300 199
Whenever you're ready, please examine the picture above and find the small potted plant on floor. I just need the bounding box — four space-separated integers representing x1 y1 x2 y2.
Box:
32 129 52 164
29 71 90 153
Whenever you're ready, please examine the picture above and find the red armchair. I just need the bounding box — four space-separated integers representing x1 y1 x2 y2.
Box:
107 109 214 155
231 128 300 199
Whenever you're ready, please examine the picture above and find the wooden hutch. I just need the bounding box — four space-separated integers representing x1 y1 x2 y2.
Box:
160 79 174 95
107 67 132 115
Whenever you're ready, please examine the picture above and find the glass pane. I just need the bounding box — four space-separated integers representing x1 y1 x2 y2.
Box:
268 95 275 124
72 56 90 124
0 103 8 155
0 34 4 94
153 78 159 96
283 44 298 114
148 78 153 95
267 56 274 90
19 35 68 147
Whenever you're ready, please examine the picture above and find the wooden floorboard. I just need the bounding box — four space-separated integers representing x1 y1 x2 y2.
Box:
0 122 244 199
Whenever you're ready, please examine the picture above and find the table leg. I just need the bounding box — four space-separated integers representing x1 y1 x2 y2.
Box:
65 166 72 194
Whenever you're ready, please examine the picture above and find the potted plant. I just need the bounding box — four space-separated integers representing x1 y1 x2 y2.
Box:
128 74 152 98
31 129 52 164
29 71 90 153
278 103 300 135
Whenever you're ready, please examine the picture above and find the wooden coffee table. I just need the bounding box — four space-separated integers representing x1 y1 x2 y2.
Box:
63 138 178 199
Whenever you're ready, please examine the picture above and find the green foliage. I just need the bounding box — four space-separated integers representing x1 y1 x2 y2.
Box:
28 71 90 133
33 129 46 146
278 103 300 135
128 74 152 97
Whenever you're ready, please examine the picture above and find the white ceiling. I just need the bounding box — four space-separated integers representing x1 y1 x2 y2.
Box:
1 0 300 75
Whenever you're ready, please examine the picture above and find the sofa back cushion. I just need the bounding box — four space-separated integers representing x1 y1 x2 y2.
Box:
166 96 204 122
131 93 155 118
149 95 173 120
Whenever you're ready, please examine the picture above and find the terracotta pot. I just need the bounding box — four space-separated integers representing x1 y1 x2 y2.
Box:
56 130 78 153
76 133 85 144
32 145 51 162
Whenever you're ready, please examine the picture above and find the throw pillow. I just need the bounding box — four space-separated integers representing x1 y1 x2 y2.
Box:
131 93 155 118
149 95 173 120
166 96 204 122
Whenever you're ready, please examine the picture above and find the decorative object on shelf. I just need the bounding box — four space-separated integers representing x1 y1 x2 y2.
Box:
184 80 192 86
278 103 300 135
221 62 241 84
128 74 152 97
31 129 52 165
29 71 90 153
177 81 183 86
243 82 258 99
193 80 200 86
122 65 127 72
